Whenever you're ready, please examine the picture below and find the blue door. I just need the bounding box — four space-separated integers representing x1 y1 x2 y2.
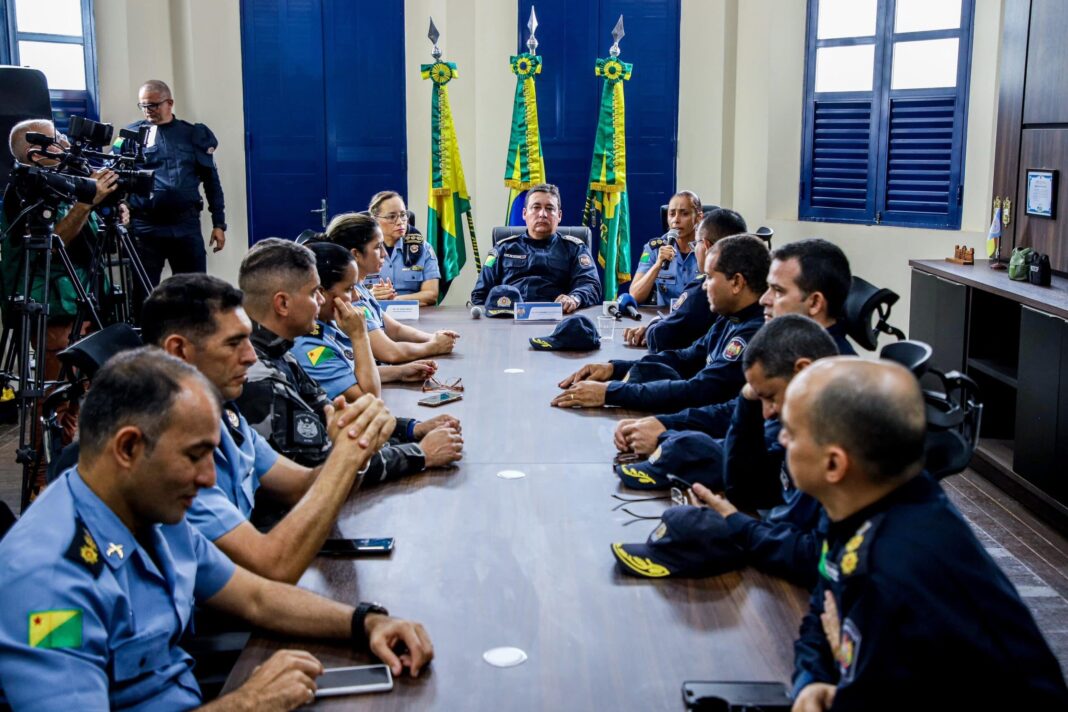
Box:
240 0 407 244
516 0 679 273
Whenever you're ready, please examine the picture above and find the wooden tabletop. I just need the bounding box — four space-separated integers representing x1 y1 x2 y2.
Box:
222 307 808 710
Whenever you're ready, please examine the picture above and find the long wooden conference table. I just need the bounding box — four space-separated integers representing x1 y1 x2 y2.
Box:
222 307 809 710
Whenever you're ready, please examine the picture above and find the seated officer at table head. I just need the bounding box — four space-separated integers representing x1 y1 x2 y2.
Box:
470 183 602 314
0 348 432 711
325 213 459 363
142 273 408 584
786 359 1068 712
234 240 463 478
366 191 441 306
553 234 768 413
761 238 854 355
627 190 704 307
626 207 749 351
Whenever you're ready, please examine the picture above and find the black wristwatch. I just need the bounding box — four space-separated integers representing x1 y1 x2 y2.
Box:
352 601 389 648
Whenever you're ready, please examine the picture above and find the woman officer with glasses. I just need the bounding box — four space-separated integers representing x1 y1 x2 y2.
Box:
366 191 442 306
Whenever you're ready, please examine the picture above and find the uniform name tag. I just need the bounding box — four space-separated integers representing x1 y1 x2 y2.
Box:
379 300 420 320
515 302 563 322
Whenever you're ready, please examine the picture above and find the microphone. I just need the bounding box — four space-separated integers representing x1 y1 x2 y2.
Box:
664 229 680 248
470 305 483 319
617 293 642 321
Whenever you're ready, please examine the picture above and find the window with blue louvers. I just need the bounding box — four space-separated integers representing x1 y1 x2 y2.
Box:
799 0 974 229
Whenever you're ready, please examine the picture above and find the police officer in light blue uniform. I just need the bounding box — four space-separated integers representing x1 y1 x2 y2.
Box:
126 80 226 285
627 191 703 307
366 191 442 306
0 466 236 711
470 183 601 313
0 348 437 710
292 321 364 400
188 403 280 541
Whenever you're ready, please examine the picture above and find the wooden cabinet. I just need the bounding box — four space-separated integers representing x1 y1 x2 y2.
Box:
910 259 1068 530
992 0 1068 271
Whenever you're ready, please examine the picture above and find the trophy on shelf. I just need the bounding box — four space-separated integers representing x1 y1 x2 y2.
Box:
946 245 975 265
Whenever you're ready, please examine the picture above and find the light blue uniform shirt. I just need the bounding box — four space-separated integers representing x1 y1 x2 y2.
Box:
291 320 361 400
373 236 441 295
185 405 281 542
0 468 236 711
352 284 385 332
634 236 700 307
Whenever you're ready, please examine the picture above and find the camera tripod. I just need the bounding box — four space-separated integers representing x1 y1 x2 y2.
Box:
0 193 107 511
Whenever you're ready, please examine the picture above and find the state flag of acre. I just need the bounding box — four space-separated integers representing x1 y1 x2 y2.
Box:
29 609 83 649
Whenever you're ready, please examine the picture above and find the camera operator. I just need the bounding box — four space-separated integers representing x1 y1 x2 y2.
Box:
126 79 226 286
2 119 121 379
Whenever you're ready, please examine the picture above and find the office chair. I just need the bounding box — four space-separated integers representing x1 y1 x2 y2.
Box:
843 276 906 351
879 340 983 480
491 225 593 249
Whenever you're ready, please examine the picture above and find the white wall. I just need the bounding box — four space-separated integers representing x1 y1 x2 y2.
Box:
93 0 1004 319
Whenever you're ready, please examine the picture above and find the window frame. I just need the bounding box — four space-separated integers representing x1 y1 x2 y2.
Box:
799 0 975 230
1 0 100 128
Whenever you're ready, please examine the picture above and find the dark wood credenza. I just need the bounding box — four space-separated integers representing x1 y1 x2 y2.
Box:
909 259 1068 532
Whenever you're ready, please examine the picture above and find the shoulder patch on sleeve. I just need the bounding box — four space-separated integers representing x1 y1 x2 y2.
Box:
836 617 861 684
722 336 746 361
64 518 103 577
579 253 593 268
561 233 585 245
191 123 219 151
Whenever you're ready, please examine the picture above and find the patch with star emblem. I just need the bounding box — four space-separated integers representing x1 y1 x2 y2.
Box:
837 618 861 683
64 519 103 577
28 609 83 649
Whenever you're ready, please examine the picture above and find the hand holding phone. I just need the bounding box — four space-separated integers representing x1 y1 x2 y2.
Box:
316 664 393 697
666 473 695 490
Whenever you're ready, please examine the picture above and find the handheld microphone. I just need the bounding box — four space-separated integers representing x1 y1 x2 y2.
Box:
664 228 680 249
617 293 642 321
470 305 483 319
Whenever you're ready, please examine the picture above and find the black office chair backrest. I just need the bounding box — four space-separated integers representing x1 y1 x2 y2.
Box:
921 369 983 480
491 225 593 250
57 323 142 379
843 276 905 351
879 340 932 378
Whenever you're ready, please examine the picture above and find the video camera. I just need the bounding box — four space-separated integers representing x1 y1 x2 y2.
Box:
62 116 155 200
18 116 154 205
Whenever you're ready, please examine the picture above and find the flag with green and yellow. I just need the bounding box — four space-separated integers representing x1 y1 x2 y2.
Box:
582 21 633 301
421 56 478 300
29 609 83 649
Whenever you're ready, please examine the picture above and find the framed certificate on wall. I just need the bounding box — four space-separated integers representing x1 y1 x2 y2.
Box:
1025 169 1057 218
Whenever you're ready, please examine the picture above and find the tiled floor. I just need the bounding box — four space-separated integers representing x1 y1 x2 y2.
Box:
1 425 1066 679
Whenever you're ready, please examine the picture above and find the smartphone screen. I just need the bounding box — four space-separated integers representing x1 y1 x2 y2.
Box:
418 391 462 407
316 664 393 697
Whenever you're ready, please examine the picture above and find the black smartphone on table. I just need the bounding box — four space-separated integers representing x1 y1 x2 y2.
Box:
319 538 395 557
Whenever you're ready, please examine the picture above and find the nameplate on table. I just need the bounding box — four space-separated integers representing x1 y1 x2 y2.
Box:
514 302 563 322
380 300 420 320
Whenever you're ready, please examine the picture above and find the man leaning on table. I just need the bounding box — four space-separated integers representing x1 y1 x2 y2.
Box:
0 348 432 711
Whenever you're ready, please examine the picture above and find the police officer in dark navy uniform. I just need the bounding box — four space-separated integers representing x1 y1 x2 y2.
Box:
127 80 226 285
784 359 1068 712
470 183 601 313
553 234 768 414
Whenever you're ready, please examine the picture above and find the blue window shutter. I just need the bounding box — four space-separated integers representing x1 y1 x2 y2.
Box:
800 98 877 223
879 95 958 226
